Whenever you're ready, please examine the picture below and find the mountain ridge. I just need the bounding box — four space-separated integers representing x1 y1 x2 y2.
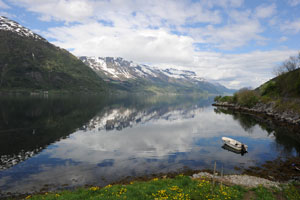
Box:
79 56 235 94
0 16 106 92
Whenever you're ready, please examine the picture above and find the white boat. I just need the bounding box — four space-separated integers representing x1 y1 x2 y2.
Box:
221 137 248 152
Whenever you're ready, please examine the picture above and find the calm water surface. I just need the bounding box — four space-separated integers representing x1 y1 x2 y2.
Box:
0 95 299 195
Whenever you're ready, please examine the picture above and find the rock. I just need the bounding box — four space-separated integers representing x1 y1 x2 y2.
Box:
191 173 280 188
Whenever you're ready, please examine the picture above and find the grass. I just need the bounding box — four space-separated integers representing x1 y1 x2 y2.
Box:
17 175 300 200
252 185 276 200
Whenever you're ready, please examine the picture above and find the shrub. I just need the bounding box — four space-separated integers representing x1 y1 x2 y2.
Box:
220 96 234 103
235 89 259 108
214 95 222 102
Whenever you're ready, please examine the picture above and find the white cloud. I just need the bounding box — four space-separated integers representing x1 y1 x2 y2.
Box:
288 0 300 6
0 0 10 9
9 0 94 22
254 4 276 19
279 36 288 42
190 20 265 50
280 19 300 33
47 23 195 65
190 50 297 89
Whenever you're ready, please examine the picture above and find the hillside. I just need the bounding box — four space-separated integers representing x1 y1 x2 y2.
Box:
79 56 235 94
257 68 300 98
0 16 105 92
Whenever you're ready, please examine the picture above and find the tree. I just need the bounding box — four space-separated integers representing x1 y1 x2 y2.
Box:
274 52 300 76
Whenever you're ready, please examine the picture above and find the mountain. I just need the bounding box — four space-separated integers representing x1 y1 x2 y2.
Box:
0 16 105 92
79 56 235 94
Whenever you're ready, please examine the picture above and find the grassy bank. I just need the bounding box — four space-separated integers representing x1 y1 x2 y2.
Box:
214 89 300 115
18 175 299 200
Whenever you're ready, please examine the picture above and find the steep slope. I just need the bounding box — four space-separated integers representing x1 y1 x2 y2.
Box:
0 16 105 92
257 68 300 98
79 56 235 94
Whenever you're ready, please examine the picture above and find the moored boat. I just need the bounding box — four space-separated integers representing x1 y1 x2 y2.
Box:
221 137 248 153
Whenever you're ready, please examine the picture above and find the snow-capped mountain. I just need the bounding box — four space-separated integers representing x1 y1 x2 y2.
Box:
79 56 205 82
0 16 45 41
79 56 235 94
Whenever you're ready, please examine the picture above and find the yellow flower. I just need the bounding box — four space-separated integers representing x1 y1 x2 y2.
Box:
55 193 60 197
25 195 31 199
152 178 159 181
89 186 100 191
105 184 112 188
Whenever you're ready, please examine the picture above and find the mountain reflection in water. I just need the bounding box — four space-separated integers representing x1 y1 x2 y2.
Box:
0 95 299 196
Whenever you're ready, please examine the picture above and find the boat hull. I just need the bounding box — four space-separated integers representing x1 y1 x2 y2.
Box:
221 137 248 152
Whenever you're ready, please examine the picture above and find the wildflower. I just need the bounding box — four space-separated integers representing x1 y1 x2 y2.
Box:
105 184 112 188
25 195 31 199
89 186 100 191
152 178 159 181
55 193 60 197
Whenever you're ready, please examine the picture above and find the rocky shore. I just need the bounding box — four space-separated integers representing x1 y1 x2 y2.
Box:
213 102 300 126
192 172 280 188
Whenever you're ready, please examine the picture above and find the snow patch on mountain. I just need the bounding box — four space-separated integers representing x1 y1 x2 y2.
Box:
79 56 205 82
0 16 45 40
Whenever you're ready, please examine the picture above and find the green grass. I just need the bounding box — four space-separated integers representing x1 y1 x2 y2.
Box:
11 175 300 200
22 176 246 200
282 183 300 200
252 185 276 200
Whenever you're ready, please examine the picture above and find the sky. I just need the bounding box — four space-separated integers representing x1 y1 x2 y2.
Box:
1 0 300 89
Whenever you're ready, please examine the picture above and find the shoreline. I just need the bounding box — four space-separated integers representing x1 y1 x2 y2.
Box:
0 171 285 199
212 102 300 127
1 161 299 199
2 171 298 200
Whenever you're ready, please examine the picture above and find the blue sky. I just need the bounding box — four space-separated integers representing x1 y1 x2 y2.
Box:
1 0 300 89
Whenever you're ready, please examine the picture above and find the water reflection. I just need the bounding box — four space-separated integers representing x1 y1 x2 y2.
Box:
214 107 300 156
0 95 299 196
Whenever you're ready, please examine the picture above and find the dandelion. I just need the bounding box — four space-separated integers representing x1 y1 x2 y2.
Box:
55 193 60 197
152 178 159 181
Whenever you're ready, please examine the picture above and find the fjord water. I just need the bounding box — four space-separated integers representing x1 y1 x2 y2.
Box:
0 95 299 195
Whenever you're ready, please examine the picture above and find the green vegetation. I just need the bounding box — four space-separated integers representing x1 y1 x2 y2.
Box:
0 31 106 92
215 88 259 108
258 68 300 98
19 175 300 200
252 185 276 200
215 52 300 113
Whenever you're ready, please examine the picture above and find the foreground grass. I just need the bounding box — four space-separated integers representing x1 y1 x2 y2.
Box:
20 175 300 200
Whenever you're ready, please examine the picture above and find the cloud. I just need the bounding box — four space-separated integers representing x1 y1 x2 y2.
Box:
279 36 288 42
0 0 10 9
191 50 297 89
280 19 300 33
189 19 265 50
254 4 276 19
47 23 195 65
9 0 94 22
288 0 300 6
